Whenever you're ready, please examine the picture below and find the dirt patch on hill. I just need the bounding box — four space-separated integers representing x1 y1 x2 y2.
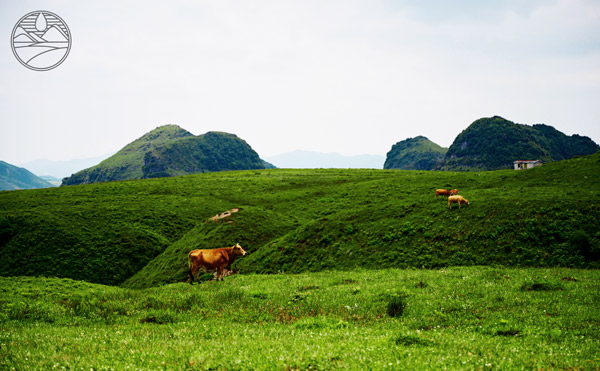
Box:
207 208 240 223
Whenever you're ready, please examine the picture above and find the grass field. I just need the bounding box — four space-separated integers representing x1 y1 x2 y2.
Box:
1 154 599 369
1 153 599 287
1 267 599 370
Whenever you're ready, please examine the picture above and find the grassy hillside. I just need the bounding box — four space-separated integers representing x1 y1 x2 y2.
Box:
1 153 599 287
142 131 266 178
1 268 599 369
61 126 266 185
0 161 53 190
384 136 447 170
62 125 194 184
0 178 229 285
442 116 599 170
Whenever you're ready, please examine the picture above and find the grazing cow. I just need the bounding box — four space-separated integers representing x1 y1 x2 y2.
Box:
188 243 247 284
448 195 469 209
449 189 459 196
435 189 451 199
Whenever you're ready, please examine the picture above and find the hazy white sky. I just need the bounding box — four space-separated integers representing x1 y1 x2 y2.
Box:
1 0 599 164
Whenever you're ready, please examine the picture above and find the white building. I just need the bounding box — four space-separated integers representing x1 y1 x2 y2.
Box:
513 160 544 170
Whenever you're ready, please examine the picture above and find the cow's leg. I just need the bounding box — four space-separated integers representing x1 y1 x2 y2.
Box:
189 266 195 284
190 266 197 284
193 266 204 284
189 264 200 284
217 265 225 281
188 255 195 284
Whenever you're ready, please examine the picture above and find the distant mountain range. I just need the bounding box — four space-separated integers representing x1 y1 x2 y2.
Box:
6 117 598 189
62 125 269 186
20 153 114 179
263 150 385 169
0 161 53 191
385 116 599 171
38 176 62 187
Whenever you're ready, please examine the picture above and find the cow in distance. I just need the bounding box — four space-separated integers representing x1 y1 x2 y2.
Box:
448 195 469 209
188 243 247 284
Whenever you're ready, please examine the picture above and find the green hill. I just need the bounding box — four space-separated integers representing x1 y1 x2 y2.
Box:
384 136 447 170
1 153 599 287
441 116 599 170
61 125 267 185
0 161 53 191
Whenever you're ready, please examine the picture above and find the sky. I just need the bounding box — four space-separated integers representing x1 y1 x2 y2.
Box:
1 0 599 165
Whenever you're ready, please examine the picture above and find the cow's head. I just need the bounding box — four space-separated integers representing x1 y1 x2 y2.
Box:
232 243 247 256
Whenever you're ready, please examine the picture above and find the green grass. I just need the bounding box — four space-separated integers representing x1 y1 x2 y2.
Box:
1 153 599 287
1 267 599 369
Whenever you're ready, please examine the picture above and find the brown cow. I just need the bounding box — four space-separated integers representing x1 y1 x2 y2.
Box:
448 195 469 209
188 243 246 284
449 189 459 196
435 189 450 199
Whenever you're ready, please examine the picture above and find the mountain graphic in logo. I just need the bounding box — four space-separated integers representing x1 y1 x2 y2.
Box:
11 11 71 71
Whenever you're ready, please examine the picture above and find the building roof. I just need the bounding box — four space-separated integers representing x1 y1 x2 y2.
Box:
513 160 543 164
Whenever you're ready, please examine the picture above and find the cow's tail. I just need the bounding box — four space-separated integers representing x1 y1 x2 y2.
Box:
187 251 194 284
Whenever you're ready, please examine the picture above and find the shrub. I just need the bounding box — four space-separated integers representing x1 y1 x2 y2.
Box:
520 279 563 291
394 334 433 346
570 230 600 260
139 310 175 325
0 217 15 246
297 285 320 291
386 292 408 318
495 329 521 336
569 230 590 249
290 291 309 303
